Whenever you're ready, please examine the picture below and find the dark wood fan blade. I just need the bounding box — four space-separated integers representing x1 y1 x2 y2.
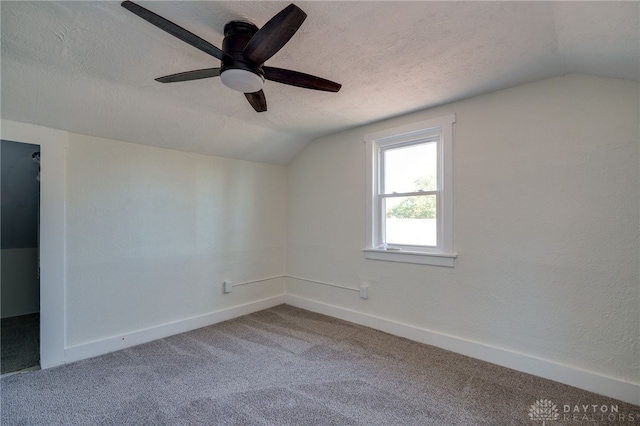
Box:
245 90 267 112
155 68 221 83
243 4 306 65
121 1 230 61
264 67 341 92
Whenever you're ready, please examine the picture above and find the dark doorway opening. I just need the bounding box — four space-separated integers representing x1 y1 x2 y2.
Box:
1 140 41 374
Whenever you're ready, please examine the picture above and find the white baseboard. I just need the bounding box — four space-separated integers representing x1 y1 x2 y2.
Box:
64 294 285 364
284 294 640 406
61 291 639 406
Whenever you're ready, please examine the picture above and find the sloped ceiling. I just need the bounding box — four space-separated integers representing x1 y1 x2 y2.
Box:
2 1 639 164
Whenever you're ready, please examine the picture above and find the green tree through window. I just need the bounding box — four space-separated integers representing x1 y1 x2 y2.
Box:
386 177 436 219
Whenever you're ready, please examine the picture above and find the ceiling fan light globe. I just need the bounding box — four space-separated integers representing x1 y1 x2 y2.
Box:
220 69 264 93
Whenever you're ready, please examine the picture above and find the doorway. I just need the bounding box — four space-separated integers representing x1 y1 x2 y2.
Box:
1 120 66 369
1 140 41 374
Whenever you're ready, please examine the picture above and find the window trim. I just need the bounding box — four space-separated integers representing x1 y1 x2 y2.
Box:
364 114 456 267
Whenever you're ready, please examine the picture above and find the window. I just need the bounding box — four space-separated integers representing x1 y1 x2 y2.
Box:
364 114 456 266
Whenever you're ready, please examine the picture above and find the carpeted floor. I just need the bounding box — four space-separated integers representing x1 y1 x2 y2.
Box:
1 305 638 425
1 312 40 374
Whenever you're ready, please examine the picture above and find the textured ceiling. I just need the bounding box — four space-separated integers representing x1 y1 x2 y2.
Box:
2 1 639 164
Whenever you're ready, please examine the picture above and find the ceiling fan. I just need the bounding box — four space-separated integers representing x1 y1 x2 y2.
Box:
121 1 341 112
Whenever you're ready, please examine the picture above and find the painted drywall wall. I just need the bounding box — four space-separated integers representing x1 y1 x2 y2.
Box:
65 133 286 346
1 140 41 318
286 75 640 388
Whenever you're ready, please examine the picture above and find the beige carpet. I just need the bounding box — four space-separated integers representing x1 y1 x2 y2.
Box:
2 305 638 425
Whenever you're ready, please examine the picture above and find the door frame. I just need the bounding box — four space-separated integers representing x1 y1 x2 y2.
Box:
1 120 66 368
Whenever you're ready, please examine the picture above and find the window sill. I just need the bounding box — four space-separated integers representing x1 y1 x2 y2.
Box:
362 248 456 267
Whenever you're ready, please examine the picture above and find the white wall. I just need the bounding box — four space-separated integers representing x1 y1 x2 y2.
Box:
1 120 287 366
286 74 640 402
65 133 287 347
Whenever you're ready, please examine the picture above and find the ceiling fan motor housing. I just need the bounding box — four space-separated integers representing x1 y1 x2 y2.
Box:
220 21 265 92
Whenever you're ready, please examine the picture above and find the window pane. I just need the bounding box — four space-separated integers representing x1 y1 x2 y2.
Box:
383 142 437 194
384 195 437 246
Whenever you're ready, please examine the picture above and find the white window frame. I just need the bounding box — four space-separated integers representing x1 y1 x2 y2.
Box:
364 114 456 267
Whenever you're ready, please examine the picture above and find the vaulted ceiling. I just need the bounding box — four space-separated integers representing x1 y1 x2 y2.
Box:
2 1 639 164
